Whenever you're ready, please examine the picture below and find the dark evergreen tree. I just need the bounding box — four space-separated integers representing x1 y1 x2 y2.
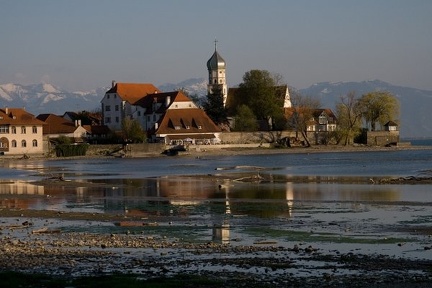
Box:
203 85 227 124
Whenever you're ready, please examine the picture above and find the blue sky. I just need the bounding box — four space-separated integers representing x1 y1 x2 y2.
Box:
1 0 431 91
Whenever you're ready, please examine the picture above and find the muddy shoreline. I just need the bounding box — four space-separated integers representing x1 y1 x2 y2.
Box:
1 208 432 287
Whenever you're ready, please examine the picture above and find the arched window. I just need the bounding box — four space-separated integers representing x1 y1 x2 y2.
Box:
11 126 16 134
21 140 26 147
32 139 38 147
11 140 17 147
21 126 26 134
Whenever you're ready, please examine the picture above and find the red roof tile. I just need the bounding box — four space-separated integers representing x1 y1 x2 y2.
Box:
106 83 161 104
0 108 45 125
36 114 79 134
155 108 221 135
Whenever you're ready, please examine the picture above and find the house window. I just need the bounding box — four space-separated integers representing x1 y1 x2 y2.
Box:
115 117 119 123
32 126 37 133
11 140 17 147
0 125 9 134
318 115 327 125
153 115 156 121
107 95 110 99
21 140 26 147
32 139 38 147
115 105 119 111
105 105 111 111
137 111 141 116
147 116 151 121
11 126 16 134
21 126 26 134
105 117 111 123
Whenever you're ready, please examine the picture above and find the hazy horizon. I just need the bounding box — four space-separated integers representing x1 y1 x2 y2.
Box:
2 0 431 92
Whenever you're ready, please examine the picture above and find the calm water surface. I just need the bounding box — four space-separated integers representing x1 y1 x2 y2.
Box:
3 149 432 180
2 149 432 259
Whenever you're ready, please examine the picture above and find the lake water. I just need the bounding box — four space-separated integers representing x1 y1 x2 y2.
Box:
3 148 432 180
1 148 432 260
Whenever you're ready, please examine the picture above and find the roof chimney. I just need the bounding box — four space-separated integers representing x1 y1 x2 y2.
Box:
166 96 171 107
5 107 8 114
112 80 116 88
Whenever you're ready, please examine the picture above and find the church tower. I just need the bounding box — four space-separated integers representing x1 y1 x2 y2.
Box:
207 40 228 106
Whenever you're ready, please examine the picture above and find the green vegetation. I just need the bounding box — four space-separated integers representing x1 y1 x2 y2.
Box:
55 143 89 157
234 104 258 131
336 91 400 144
121 118 146 143
234 70 285 131
203 85 228 125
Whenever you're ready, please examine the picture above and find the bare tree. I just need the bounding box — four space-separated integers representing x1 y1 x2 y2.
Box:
336 92 363 145
287 90 321 147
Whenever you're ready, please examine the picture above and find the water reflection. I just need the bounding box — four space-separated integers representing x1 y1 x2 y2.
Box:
1 177 426 219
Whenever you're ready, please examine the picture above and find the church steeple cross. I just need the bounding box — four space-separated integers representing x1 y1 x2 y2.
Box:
214 39 218 51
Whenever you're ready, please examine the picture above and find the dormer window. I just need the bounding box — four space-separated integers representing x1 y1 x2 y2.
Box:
198 125 202 129
174 126 181 130
186 125 190 129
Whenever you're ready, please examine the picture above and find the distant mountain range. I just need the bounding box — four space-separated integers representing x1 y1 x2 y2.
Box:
0 79 430 139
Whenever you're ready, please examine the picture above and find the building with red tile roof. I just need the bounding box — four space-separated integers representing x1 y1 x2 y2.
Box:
0 107 45 155
101 82 161 132
36 113 89 143
101 81 221 144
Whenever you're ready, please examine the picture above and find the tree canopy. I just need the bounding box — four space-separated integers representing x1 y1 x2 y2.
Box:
122 118 146 143
357 91 399 131
236 70 284 128
234 105 258 132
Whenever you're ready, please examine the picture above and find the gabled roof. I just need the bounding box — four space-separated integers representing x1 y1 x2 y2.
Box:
384 121 398 127
105 83 161 104
135 90 192 113
62 111 102 125
154 108 221 135
82 125 111 135
36 113 81 134
0 108 45 125
312 108 337 122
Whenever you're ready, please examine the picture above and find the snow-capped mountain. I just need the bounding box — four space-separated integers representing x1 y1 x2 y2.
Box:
158 78 207 97
0 83 107 115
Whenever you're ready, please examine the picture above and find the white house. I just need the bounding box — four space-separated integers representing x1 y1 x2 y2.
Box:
0 108 45 155
101 82 161 132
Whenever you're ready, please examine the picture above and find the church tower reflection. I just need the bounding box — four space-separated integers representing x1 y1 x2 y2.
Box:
212 180 231 244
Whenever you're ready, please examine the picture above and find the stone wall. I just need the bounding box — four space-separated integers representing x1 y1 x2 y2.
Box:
86 143 165 157
219 131 296 144
367 131 400 146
